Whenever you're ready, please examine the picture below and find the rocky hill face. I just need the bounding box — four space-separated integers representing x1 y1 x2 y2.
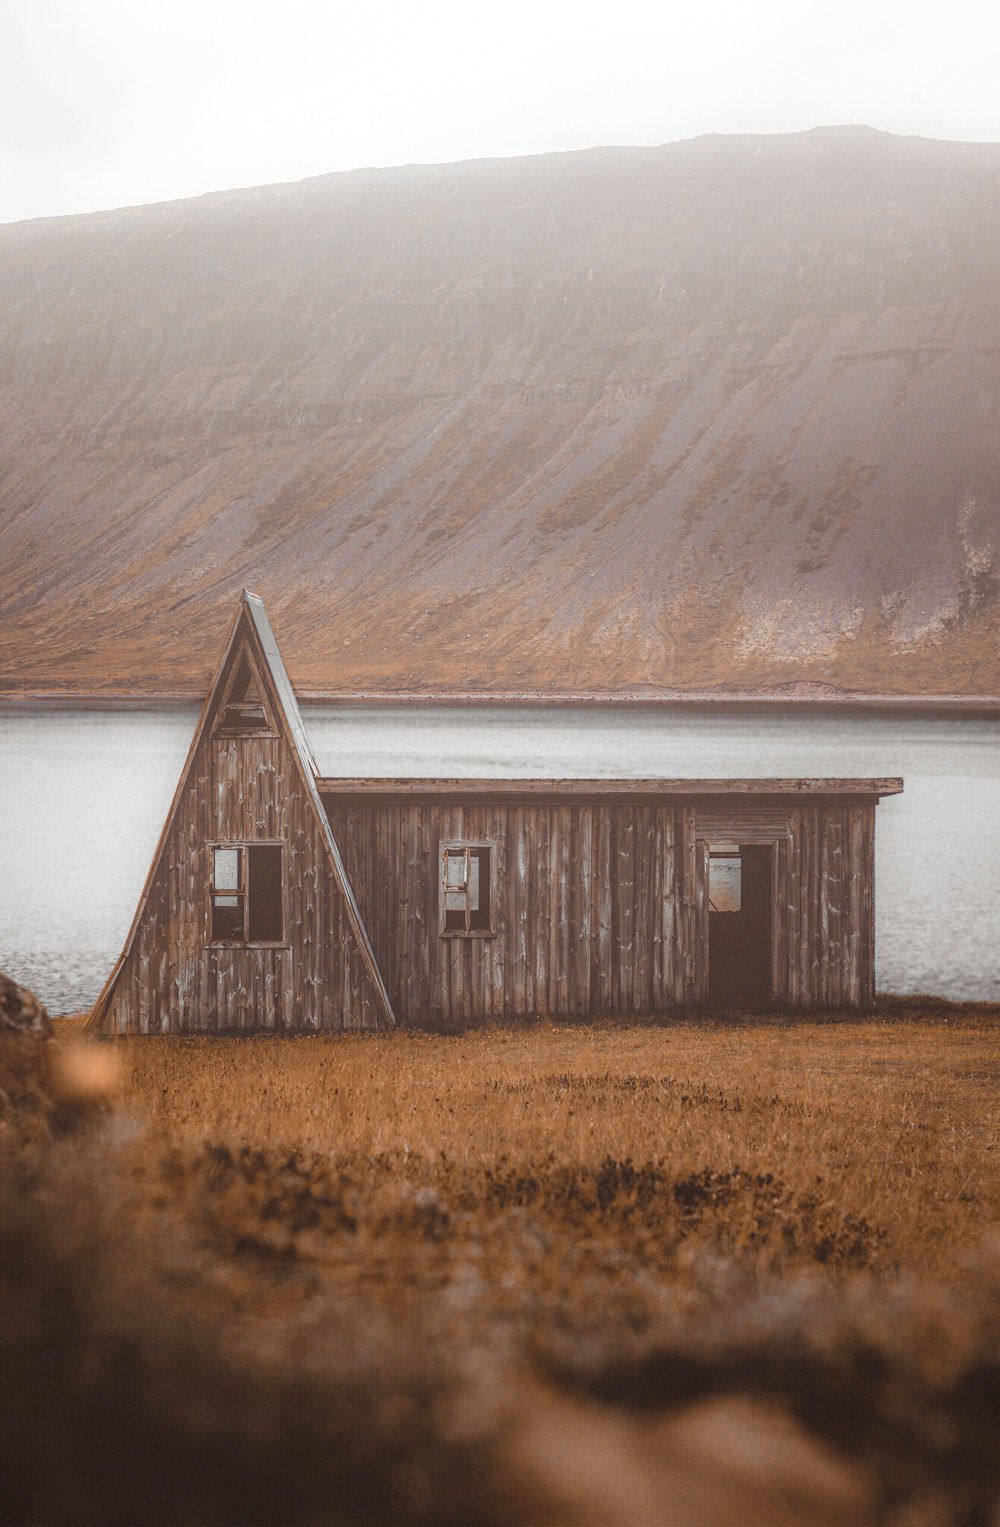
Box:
1 126 998 696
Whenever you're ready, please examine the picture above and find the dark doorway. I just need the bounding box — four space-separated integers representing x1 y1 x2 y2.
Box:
708 844 772 1007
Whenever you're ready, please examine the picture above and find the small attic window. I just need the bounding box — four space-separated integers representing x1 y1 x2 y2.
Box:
215 654 273 734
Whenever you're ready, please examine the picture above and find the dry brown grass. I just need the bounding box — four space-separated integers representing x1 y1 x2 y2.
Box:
117 1010 1000 1290
5 1008 1000 1526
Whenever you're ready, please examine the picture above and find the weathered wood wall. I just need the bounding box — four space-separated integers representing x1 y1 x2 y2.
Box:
90 591 887 1033
777 801 875 1010
325 795 876 1025
326 799 696 1025
101 729 384 1035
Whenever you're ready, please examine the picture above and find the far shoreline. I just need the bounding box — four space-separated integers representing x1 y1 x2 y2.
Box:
2 688 1000 719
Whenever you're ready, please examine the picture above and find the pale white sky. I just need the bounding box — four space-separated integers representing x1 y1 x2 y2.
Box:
3 0 999 225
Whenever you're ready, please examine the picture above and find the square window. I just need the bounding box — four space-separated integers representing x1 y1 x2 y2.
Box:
440 842 493 936
210 844 284 943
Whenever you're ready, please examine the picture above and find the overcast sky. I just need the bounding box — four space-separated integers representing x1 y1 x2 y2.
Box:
3 0 999 226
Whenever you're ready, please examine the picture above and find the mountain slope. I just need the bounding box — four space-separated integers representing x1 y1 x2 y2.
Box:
1 126 998 695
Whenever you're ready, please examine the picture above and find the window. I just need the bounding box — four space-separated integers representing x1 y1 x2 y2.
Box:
210 844 284 943
214 654 274 735
440 841 493 936
708 848 742 914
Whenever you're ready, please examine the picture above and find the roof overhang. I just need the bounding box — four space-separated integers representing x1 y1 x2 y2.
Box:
318 777 904 802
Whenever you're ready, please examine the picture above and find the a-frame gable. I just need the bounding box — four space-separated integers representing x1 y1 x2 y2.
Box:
88 590 395 1033
238 592 396 1028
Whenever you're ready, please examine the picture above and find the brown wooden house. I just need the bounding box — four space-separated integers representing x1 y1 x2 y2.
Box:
88 592 903 1034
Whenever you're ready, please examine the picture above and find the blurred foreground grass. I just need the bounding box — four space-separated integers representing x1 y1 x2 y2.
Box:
5 1004 1000 1526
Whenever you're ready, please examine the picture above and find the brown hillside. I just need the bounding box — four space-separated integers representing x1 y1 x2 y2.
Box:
1 126 998 695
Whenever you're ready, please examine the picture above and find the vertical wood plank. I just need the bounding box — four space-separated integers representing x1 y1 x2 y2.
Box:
660 807 675 1008
786 807 801 1008
771 837 789 1005
806 806 824 1007
633 806 652 1012
489 804 506 1018
680 806 698 1005
554 805 571 1014
820 805 832 1006
800 805 813 1009
510 805 529 1017
616 813 635 1013
828 808 845 1009
609 812 621 1012
694 837 709 1004
587 808 600 1013
651 809 663 1007
864 803 875 1007
597 808 613 1013
847 806 863 1007
575 805 593 1015
536 806 551 1017
419 805 435 1025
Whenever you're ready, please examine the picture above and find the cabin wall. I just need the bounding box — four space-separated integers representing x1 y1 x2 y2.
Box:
326 797 875 1025
778 802 875 1010
102 732 383 1034
325 800 693 1025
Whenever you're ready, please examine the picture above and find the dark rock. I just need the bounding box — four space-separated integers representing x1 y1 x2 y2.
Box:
0 971 53 1038
0 972 55 1143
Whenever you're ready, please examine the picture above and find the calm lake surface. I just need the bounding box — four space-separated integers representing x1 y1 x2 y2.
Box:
1 705 997 1012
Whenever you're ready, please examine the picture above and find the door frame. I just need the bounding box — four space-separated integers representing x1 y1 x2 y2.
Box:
697 833 790 1008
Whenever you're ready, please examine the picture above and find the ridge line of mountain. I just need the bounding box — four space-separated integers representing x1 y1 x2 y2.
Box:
2 126 998 696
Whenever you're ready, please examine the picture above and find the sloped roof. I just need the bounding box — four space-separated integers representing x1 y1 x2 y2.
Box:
241 593 319 776
240 593 395 1028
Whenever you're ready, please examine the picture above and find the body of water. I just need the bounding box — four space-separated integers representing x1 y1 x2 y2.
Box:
1 705 997 1012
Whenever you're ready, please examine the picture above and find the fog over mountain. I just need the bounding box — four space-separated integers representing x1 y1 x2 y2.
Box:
2 126 998 696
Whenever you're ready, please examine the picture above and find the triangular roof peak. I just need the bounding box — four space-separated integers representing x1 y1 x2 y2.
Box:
227 590 393 1023
236 589 318 776
88 590 395 1032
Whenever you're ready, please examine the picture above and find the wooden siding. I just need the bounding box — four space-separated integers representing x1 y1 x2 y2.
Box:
87 589 890 1036
765 802 875 1010
325 797 878 1026
98 647 387 1036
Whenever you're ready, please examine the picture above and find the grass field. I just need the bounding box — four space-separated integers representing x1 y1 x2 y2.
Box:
6 1006 1000 1526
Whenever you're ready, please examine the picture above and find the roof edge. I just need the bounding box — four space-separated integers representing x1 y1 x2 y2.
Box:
86 597 251 1032
317 777 905 798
